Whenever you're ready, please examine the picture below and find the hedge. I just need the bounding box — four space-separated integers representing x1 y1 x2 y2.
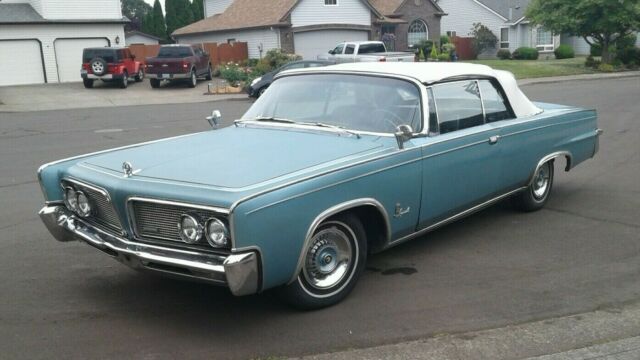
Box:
512 47 539 60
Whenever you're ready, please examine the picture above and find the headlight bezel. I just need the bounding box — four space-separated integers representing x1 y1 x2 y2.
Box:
63 186 79 212
178 214 204 244
75 191 92 218
205 217 229 248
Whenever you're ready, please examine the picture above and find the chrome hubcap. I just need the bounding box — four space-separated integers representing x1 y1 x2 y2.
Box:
303 226 352 290
532 163 551 199
92 62 103 73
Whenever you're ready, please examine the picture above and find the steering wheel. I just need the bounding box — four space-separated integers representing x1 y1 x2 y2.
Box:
370 109 404 132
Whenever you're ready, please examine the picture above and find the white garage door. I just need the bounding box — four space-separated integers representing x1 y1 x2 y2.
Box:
0 40 45 86
294 30 369 60
54 38 109 82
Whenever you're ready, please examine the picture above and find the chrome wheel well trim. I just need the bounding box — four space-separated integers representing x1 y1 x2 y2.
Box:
528 151 572 186
287 198 390 284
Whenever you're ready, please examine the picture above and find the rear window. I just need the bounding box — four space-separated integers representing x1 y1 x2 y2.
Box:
157 47 193 58
358 43 386 54
83 49 118 63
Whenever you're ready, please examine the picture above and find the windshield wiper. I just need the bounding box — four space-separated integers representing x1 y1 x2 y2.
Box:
250 116 297 124
298 122 361 139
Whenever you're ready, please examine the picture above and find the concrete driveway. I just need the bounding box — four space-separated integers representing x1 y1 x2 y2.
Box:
0 78 245 112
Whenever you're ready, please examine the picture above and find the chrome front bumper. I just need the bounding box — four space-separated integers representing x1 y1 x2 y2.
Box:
38 205 259 296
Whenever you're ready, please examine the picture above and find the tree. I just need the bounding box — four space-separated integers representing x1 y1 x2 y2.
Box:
121 0 152 31
192 0 204 21
166 0 195 38
526 0 640 64
142 0 166 40
470 23 497 58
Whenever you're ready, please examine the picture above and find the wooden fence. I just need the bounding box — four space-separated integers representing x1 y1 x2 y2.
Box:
452 36 476 60
129 42 248 66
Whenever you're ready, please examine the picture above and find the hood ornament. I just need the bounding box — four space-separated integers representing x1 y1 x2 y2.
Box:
122 161 134 177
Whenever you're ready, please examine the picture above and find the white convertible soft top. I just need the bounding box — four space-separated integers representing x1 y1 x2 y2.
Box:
286 62 542 118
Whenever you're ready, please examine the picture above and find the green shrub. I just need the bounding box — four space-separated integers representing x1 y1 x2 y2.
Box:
261 49 302 71
430 43 439 59
219 63 248 85
614 34 639 65
246 58 259 67
512 47 539 60
416 40 434 58
440 35 450 46
418 48 426 61
554 44 575 59
598 63 614 72
441 43 456 55
497 49 511 59
590 43 601 56
437 53 450 62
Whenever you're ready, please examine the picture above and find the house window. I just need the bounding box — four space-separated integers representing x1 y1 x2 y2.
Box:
324 0 337 5
227 38 236 44
408 19 429 46
500 28 509 49
446 31 456 38
536 28 554 51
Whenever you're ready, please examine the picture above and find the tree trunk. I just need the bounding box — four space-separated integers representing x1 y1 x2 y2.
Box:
601 36 611 64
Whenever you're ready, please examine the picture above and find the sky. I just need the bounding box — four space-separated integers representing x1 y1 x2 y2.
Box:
143 0 165 10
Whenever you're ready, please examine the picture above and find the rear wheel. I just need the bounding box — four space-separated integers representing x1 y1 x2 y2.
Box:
135 68 144 82
278 213 367 310
205 65 213 80
514 160 554 212
83 79 94 89
150 78 160 88
188 69 197 88
120 71 128 89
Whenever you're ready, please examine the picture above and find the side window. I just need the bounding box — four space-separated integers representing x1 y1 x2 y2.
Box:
333 44 344 54
479 80 513 122
432 81 484 134
427 88 438 135
344 45 355 55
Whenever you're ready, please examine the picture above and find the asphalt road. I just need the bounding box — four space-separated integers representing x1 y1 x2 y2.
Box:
1 77 639 359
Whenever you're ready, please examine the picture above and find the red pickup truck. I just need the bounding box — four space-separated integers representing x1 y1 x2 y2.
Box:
145 44 212 88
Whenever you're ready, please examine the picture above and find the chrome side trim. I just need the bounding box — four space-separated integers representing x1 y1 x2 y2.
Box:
287 198 391 284
387 187 527 248
528 151 573 185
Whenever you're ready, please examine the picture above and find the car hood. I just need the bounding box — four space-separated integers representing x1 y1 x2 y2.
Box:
80 126 390 190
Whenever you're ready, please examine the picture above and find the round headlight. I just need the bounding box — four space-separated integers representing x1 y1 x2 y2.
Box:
63 187 78 212
205 218 229 248
178 214 203 244
76 191 92 218
250 77 262 87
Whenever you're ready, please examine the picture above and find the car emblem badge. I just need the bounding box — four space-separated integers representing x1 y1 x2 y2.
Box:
122 162 134 177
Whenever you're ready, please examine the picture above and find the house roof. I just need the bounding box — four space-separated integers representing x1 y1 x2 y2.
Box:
125 30 163 41
475 0 530 22
0 3 128 24
368 0 445 16
173 0 296 36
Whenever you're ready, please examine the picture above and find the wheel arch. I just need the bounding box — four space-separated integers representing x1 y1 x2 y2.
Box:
287 198 391 284
528 151 572 186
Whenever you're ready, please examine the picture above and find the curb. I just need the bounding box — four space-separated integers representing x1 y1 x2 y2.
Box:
295 301 640 360
518 71 640 86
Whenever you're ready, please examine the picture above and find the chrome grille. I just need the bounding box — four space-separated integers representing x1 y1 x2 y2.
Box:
130 200 227 244
62 180 121 232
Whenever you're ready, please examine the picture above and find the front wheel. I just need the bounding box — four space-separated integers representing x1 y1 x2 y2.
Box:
514 160 554 212
135 68 144 82
278 213 367 310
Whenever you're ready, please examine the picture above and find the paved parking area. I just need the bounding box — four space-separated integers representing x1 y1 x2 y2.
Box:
0 78 245 112
0 77 638 359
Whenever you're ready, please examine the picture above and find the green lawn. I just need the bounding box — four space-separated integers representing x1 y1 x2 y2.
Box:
466 57 597 79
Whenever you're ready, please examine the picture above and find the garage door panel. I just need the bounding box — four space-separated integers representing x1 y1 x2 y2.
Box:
55 38 109 83
0 40 45 86
294 30 369 60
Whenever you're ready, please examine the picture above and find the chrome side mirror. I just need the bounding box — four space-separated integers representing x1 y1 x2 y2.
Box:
206 110 222 129
394 124 414 149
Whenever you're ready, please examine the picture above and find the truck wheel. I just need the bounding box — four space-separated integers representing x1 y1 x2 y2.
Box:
83 79 94 89
514 160 554 212
278 213 367 310
205 65 213 80
188 70 197 88
150 78 160 88
120 71 128 89
135 68 144 82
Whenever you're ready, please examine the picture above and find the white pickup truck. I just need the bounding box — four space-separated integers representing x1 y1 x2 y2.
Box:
317 41 415 63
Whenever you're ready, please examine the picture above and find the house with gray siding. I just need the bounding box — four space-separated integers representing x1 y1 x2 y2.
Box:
438 0 594 57
173 0 446 60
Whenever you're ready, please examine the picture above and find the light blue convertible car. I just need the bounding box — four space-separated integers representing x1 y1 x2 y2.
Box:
38 63 602 309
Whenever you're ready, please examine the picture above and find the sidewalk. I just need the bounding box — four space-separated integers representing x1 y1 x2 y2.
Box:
297 301 640 360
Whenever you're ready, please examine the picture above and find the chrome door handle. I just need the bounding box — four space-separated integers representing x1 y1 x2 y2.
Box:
488 135 500 145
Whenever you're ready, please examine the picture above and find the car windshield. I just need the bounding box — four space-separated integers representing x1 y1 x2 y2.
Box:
83 49 117 63
241 74 422 134
157 47 192 58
